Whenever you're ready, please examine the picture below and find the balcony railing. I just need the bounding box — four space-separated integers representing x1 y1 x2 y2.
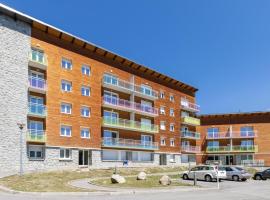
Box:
27 130 46 143
206 131 257 139
28 76 46 92
103 96 158 116
28 103 47 117
29 49 48 69
103 74 158 100
182 145 201 153
206 145 258 153
181 131 200 139
102 116 159 133
102 137 159 150
181 99 200 112
181 116 200 126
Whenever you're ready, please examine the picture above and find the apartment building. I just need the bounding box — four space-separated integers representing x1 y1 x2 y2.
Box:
0 4 201 174
197 112 270 166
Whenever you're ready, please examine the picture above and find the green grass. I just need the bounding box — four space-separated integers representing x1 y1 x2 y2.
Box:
0 166 187 192
92 174 191 188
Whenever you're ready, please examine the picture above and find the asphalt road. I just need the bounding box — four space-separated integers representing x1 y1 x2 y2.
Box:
0 179 269 200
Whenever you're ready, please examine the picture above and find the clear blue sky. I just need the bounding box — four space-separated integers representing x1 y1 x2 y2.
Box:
2 0 270 114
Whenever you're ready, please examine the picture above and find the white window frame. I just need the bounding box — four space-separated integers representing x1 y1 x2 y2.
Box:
61 102 72 114
169 94 174 102
160 106 165 115
28 145 44 160
81 106 90 117
170 108 174 116
61 58 72 70
170 139 175 147
80 127 90 139
170 123 175 132
81 65 91 76
160 121 166 130
81 86 91 96
60 125 72 137
160 91 165 99
61 80 72 92
59 148 72 160
160 138 166 146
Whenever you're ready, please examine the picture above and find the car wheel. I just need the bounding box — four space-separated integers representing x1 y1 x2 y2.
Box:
241 178 247 182
232 175 239 181
255 175 262 180
183 174 189 180
205 175 212 182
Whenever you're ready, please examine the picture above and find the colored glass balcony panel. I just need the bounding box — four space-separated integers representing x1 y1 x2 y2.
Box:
181 116 201 126
28 103 47 117
29 49 48 70
181 98 200 112
28 76 46 93
181 131 200 140
181 145 201 153
206 145 258 153
27 130 46 143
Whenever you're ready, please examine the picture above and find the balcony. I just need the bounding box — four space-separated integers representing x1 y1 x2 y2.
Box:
181 99 200 112
206 145 258 153
206 131 257 139
103 96 158 117
27 130 46 143
28 76 46 93
29 49 48 70
181 145 201 153
28 103 47 118
181 131 200 140
102 116 159 134
102 74 158 100
181 116 200 126
102 138 159 150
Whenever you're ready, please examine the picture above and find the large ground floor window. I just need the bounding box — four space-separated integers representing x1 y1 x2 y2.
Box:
28 145 45 160
206 154 254 165
102 150 154 162
181 154 196 163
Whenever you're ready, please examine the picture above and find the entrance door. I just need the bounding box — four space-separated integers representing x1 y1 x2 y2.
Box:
79 150 89 166
160 154 167 165
226 155 234 165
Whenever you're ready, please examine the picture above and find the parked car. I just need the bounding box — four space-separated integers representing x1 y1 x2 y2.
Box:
222 166 251 181
254 168 270 180
182 165 226 182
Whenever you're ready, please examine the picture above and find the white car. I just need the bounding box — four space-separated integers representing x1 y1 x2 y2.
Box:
182 165 227 182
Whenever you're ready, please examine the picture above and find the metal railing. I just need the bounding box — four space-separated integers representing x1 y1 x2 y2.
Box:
206 145 258 153
206 131 257 139
28 103 47 116
28 76 46 91
27 130 46 142
103 74 158 99
29 49 48 66
182 145 201 153
103 96 158 116
102 116 159 133
241 160 264 167
181 99 200 112
102 137 159 150
181 131 200 139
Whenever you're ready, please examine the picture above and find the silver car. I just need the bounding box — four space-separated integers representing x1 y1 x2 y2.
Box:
182 165 226 182
222 166 251 181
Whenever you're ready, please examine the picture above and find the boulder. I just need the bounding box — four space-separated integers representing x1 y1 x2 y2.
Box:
159 175 171 186
137 172 147 180
111 174 126 184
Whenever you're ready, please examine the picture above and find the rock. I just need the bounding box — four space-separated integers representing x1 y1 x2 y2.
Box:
137 172 147 180
111 174 126 184
159 175 171 186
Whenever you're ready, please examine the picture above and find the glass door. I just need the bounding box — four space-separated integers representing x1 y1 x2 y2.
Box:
28 120 43 139
30 71 45 89
29 96 44 115
141 135 152 147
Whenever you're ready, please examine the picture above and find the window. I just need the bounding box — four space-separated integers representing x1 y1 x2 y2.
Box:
170 154 175 162
170 108 174 116
28 145 44 160
207 141 219 149
160 138 166 146
141 85 152 96
207 127 219 138
61 80 72 92
81 86 90 96
103 74 118 85
169 94 174 102
170 139 175 146
81 106 90 117
103 130 118 138
81 128 90 138
61 103 72 114
160 106 165 115
241 140 253 146
160 121 166 130
60 125 72 137
141 135 152 145
81 65 91 76
102 150 119 161
170 123 175 132
60 148 71 159
240 126 255 137
160 91 165 99
61 58 72 70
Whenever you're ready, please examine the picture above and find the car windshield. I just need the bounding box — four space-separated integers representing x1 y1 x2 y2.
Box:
235 167 244 171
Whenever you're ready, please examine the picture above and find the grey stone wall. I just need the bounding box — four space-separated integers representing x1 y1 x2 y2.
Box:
0 14 30 175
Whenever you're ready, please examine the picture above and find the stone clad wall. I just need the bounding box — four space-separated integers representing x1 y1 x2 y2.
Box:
0 14 30 175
